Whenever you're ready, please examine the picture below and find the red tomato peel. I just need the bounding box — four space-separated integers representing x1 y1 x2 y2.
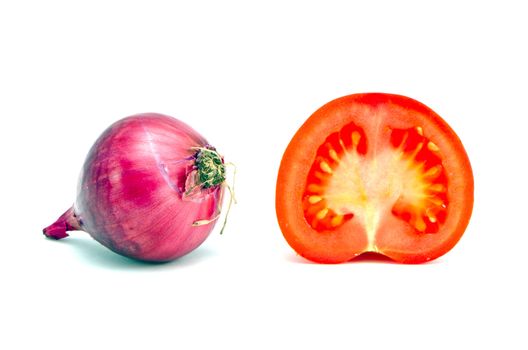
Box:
276 93 473 264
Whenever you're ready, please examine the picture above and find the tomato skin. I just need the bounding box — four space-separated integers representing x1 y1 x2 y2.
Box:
276 93 473 264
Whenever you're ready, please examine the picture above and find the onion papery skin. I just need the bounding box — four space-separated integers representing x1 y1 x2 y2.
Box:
44 113 224 262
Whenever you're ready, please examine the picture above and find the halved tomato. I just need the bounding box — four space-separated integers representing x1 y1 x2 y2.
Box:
276 93 473 263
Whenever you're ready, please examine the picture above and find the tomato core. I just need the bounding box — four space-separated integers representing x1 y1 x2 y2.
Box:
302 121 448 251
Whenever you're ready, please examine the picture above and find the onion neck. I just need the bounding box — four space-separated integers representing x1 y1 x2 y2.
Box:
188 145 236 235
43 207 81 240
194 146 226 189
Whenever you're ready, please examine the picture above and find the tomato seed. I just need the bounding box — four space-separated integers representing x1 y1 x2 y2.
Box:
320 161 333 174
427 141 439 152
316 208 329 220
308 195 323 204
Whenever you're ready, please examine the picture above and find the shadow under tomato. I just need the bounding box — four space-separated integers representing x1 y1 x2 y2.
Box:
52 235 216 270
285 251 442 265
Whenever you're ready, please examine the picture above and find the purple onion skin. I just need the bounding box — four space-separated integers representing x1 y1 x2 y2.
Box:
44 113 224 262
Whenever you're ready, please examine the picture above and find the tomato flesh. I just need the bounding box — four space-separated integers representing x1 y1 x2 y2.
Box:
276 93 473 263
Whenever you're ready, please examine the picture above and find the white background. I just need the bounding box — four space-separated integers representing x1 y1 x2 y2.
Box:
1 1 526 349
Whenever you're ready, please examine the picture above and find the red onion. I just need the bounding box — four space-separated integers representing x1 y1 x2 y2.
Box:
43 113 227 262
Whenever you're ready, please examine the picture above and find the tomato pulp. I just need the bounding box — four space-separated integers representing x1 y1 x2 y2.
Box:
276 93 473 263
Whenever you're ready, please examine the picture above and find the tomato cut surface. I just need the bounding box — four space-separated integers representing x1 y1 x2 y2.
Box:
276 93 473 263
